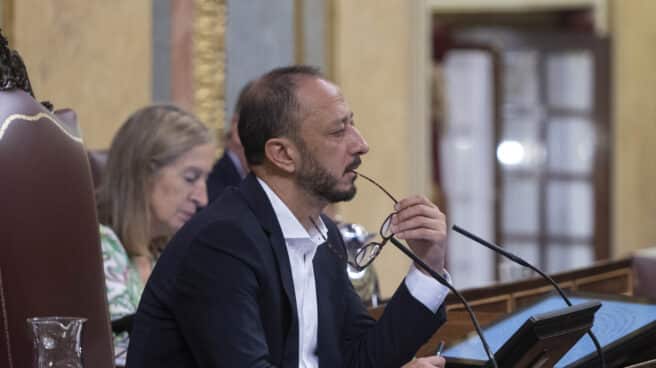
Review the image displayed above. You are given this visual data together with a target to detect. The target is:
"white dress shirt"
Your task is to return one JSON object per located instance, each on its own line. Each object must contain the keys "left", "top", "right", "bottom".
{"left": 257, "top": 178, "right": 450, "bottom": 368}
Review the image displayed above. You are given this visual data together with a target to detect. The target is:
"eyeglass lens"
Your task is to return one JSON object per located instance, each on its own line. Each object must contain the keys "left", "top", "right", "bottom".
{"left": 311, "top": 172, "right": 399, "bottom": 271}
{"left": 355, "top": 243, "right": 380, "bottom": 268}
{"left": 380, "top": 213, "right": 394, "bottom": 239}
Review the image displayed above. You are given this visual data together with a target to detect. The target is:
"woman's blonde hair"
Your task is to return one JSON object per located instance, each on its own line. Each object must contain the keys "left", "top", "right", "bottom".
{"left": 97, "top": 104, "right": 214, "bottom": 257}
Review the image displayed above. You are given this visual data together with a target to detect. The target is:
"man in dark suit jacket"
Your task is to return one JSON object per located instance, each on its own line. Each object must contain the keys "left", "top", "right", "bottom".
{"left": 206, "top": 148, "right": 245, "bottom": 201}
{"left": 127, "top": 66, "right": 449, "bottom": 368}
{"left": 206, "top": 82, "right": 252, "bottom": 202}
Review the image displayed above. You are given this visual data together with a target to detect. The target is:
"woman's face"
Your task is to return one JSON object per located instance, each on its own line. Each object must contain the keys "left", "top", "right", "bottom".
{"left": 149, "top": 143, "right": 215, "bottom": 237}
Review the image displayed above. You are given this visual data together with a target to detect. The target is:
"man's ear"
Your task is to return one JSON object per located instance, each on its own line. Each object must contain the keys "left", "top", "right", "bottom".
{"left": 264, "top": 137, "right": 298, "bottom": 174}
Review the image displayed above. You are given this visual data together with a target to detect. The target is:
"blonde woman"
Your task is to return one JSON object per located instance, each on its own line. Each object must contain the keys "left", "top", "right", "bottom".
{"left": 96, "top": 104, "right": 215, "bottom": 365}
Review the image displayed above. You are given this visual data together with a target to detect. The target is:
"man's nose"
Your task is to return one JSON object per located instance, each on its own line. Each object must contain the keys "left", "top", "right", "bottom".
{"left": 350, "top": 127, "right": 369, "bottom": 155}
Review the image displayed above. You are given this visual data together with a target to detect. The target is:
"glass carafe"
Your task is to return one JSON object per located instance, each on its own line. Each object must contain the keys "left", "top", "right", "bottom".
{"left": 27, "top": 316, "right": 86, "bottom": 368}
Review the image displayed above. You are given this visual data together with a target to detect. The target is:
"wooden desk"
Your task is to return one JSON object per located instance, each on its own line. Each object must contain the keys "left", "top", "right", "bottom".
{"left": 368, "top": 258, "right": 634, "bottom": 357}
{"left": 633, "top": 247, "right": 656, "bottom": 300}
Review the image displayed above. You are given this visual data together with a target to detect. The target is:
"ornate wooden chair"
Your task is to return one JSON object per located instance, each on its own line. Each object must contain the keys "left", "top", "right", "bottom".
{"left": 0, "top": 32, "right": 114, "bottom": 368}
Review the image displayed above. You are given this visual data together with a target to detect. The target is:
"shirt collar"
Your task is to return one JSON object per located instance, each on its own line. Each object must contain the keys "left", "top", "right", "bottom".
{"left": 257, "top": 177, "right": 327, "bottom": 244}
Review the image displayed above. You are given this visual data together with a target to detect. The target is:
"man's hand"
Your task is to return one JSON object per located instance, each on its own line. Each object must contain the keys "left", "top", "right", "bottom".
{"left": 389, "top": 195, "right": 447, "bottom": 273}
{"left": 401, "top": 356, "right": 446, "bottom": 368}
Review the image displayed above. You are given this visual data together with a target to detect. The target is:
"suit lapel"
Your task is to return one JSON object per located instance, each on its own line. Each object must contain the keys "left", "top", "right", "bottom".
{"left": 239, "top": 174, "right": 298, "bottom": 322}
{"left": 240, "top": 177, "right": 345, "bottom": 366}
{"left": 314, "top": 216, "right": 343, "bottom": 366}
{"left": 314, "top": 246, "right": 332, "bottom": 365}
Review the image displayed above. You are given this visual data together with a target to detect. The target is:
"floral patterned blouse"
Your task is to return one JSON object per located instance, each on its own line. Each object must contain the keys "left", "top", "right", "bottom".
{"left": 100, "top": 224, "right": 144, "bottom": 366}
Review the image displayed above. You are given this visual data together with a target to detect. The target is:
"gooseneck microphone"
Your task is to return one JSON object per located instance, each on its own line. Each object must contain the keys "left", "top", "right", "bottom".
{"left": 452, "top": 224, "right": 606, "bottom": 368}
{"left": 388, "top": 237, "right": 499, "bottom": 368}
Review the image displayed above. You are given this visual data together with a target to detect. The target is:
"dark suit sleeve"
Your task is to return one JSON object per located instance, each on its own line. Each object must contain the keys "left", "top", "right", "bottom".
{"left": 206, "top": 153, "right": 243, "bottom": 203}
{"left": 172, "top": 224, "right": 278, "bottom": 368}
{"left": 333, "top": 255, "right": 446, "bottom": 368}
{"left": 319, "top": 218, "right": 446, "bottom": 368}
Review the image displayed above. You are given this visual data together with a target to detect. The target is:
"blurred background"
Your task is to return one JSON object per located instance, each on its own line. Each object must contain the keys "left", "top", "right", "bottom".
{"left": 2, "top": 0, "right": 654, "bottom": 298}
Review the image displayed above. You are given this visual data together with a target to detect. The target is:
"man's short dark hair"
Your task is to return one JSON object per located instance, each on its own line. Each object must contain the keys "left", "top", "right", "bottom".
{"left": 234, "top": 80, "right": 253, "bottom": 116}
{"left": 238, "top": 65, "right": 323, "bottom": 166}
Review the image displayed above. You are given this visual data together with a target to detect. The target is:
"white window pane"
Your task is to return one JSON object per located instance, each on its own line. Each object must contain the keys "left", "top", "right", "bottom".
{"left": 504, "top": 50, "right": 539, "bottom": 107}
{"left": 546, "top": 243, "right": 593, "bottom": 273}
{"left": 442, "top": 50, "right": 495, "bottom": 202}
{"left": 499, "top": 241, "right": 539, "bottom": 282}
{"left": 502, "top": 177, "right": 538, "bottom": 234}
{"left": 547, "top": 117, "right": 596, "bottom": 174}
{"left": 447, "top": 219, "right": 495, "bottom": 289}
{"left": 499, "top": 116, "right": 544, "bottom": 170}
{"left": 546, "top": 51, "right": 593, "bottom": 111}
{"left": 547, "top": 181, "right": 593, "bottom": 237}
{"left": 441, "top": 50, "right": 496, "bottom": 290}
{"left": 444, "top": 51, "right": 494, "bottom": 131}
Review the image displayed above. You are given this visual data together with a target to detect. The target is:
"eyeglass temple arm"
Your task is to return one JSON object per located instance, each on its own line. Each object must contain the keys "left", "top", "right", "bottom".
{"left": 353, "top": 170, "right": 399, "bottom": 204}
{"left": 388, "top": 237, "right": 499, "bottom": 368}
{"left": 308, "top": 216, "right": 325, "bottom": 240}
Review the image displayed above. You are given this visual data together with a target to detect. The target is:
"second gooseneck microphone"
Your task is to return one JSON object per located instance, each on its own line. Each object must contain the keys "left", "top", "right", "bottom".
{"left": 388, "top": 237, "right": 499, "bottom": 368}
{"left": 452, "top": 224, "right": 606, "bottom": 368}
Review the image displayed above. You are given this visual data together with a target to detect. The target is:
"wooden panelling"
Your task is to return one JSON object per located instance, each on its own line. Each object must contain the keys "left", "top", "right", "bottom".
{"left": 369, "top": 258, "right": 635, "bottom": 356}
{"left": 447, "top": 295, "right": 512, "bottom": 314}
{"left": 576, "top": 269, "right": 633, "bottom": 295}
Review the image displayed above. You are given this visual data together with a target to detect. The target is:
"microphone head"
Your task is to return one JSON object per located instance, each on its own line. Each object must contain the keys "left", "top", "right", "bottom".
{"left": 338, "top": 222, "right": 376, "bottom": 252}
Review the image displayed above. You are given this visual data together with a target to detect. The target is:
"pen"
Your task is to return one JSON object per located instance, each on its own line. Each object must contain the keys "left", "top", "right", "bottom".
{"left": 436, "top": 340, "right": 445, "bottom": 357}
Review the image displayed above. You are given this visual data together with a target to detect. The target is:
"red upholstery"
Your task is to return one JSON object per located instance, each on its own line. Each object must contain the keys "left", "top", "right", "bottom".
{"left": 0, "top": 89, "right": 114, "bottom": 368}
{"left": 51, "top": 108, "right": 107, "bottom": 189}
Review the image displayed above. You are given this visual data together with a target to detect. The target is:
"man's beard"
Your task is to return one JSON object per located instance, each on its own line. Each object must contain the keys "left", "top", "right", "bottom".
{"left": 296, "top": 141, "right": 359, "bottom": 203}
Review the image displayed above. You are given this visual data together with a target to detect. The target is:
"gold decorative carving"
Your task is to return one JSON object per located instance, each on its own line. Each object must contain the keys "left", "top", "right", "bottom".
{"left": 193, "top": 0, "right": 226, "bottom": 147}
{"left": 0, "top": 112, "right": 82, "bottom": 143}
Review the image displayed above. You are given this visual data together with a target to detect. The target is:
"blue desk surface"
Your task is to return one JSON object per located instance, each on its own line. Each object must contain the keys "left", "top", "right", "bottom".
{"left": 443, "top": 295, "right": 656, "bottom": 367}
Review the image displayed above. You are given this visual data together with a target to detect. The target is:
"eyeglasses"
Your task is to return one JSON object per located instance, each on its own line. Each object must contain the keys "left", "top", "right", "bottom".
{"left": 310, "top": 171, "right": 399, "bottom": 272}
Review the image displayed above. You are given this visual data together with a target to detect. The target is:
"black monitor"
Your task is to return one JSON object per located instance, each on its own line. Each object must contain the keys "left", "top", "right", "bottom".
{"left": 490, "top": 300, "right": 600, "bottom": 367}
{"left": 445, "top": 299, "right": 600, "bottom": 367}
{"left": 444, "top": 293, "right": 656, "bottom": 367}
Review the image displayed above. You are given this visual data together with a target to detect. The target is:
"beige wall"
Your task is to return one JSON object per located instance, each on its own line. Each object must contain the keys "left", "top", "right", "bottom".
{"left": 610, "top": 0, "right": 656, "bottom": 256}
{"left": 333, "top": 1, "right": 419, "bottom": 297}
{"left": 13, "top": 0, "right": 151, "bottom": 149}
